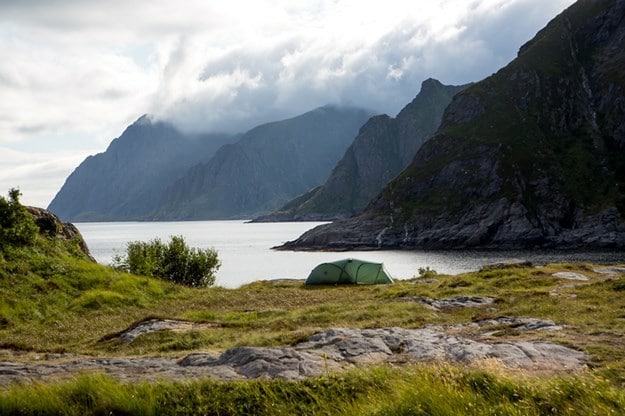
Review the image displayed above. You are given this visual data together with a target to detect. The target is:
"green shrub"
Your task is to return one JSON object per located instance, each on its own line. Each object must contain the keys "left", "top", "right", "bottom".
{"left": 113, "top": 236, "right": 220, "bottom": 287}
{"left": 0, "top": 188, "right": 38, "bottom": 249}
{"left": 418, "top": 266, "right": 438, "bottom": 279}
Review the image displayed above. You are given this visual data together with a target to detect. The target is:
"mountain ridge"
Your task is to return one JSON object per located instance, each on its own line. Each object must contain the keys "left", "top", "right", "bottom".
{"left": 153, "top": 105, "right": 373, "bottom": 220}
{"left": 280, "top": 0, "right": 625, "bottom": 251}
{"left": 254, "top": 79, "right": 470, "bottom": 222}
{"left": 48, "top": 116, "right": 235, "bottom": 221}
{"left": 49, "top": 105, "right": 372, "bottom": 221}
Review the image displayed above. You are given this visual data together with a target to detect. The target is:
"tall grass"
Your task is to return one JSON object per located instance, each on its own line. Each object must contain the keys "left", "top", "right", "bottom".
{"left": 1, "top": 365, "right": 624, "bottom": 415}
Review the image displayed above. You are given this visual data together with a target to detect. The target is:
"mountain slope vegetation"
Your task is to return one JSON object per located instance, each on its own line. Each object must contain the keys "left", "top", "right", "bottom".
{"left": 283, "top": 0, "right": 625, "bottom": 250}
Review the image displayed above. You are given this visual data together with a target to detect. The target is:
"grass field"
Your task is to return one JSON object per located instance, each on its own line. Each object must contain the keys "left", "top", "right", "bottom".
{"left": 2, "top": 233, "right": 625, "bottom": 414}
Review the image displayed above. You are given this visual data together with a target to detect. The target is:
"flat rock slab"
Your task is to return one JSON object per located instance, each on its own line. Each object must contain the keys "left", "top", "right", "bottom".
{"left": 107, "top": 318, "right": 221, "bottom": 344}
{"left": 593, "top": 266, "right": 625, "bottom": 275}
{"left": 181, "top": 346, "right": 339, "bottom": 380}
{"left": 551, "top": 272, "right": 589, "bottom": 281}
{"left": 294, "top": 327, "right": 583, "bottom": 371}
{"left": 467, "top": 317, "right": 564, "bottom": 333}
{"left": 0, "top": 356, "right": 242, "bottom": 386}
{"left": 398, "top": 296, "right": 496, "bottom": 310}
{"left": 0, "top": 324, "right": 586, "bottom": 385}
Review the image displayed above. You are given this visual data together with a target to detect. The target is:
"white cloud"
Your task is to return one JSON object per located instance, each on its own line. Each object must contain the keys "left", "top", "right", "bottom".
{"left": 146, "top": 0, "right": 578, "bottom": 132}
{"left": 0, "top": 0, "right": 577, "bottom": 207}
{"left": 0, "top": 25, "right": 157, "bottom": 150}
{"left": 0, "top": 147, "right": 94, "bottom": 208}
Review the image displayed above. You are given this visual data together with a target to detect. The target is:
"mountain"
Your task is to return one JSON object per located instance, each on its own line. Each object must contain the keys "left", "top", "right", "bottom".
{"left": 254, "top": 79, "right": 469, "bottom": 222}
{"left": 281, "top": 0, "right": 625, "bottom": 250}
{"left": 155, "top": 106, "right": 371, "bottom": 220}
{"left": 48, "top": 116, "right": 235, "bottom": 221}
{"left": 153, "top": 105, "right": 373, "bottom": 220}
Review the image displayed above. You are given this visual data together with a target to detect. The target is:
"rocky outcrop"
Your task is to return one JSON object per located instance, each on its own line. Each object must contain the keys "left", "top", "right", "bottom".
{"left": 281, "top": 0, "right": 625, "bottom": 251}
{"left": 593, "top": 266, "right": 625, "bottom": 275}
{"left": 0, "top": 322, "right": 586, "bottom": 385}
{"left": 102, "top": 318, "right": 221, "bottom": 344}
{"left": 552, "top": 272, "right": 589, "bottom": 281}
{"left": 153, "top": 106, "right": 372, "bottom": 220}
{"left": 25, "top": 206, "right": 93, "bottom": 260}
{"left": 397, "top": 296, "right": 496, "bottom": 311}
{"left": 255, "top": 79, "right": 469, "bottom": 222}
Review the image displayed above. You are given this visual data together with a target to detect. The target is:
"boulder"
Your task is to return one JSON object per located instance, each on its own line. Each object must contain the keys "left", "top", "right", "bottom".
{"left": 26, "top": 206, "right": 93, "bottom": 260}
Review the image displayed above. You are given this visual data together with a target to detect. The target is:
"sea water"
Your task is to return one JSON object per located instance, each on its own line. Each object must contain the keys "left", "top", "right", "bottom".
{"left": 75, "top": 221, "right": 625, "bottom": 288}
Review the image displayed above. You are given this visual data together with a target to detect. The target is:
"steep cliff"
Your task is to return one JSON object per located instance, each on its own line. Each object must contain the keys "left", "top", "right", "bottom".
{"left": 154, "top": 105, "right": 372, "bottom": 220}
{"left": 48, "top": 116, "right": 234, "bottom": 221}
{"left": 281, "top": 0, "right": 625, "bottom": 250}
{"left": 255, "top": 79, "right": 469, "bottom": 222}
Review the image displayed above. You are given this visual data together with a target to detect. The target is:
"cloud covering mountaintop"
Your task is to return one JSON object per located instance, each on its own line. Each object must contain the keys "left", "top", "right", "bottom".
{"left": 0, "top": 0, "right": 575, "bottom": 206}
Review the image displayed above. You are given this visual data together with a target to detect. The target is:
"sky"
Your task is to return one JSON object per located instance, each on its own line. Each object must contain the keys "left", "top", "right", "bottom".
{"left": 0, "top": 0, "right": 576, "bottom": 208}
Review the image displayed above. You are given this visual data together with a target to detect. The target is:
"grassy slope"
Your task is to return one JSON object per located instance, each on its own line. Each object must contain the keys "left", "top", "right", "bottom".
{"left": 2, "top": 235, "right": 625, "bottom": 413}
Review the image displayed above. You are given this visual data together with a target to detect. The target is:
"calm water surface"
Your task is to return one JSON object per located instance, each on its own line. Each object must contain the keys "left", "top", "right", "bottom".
{"left": 75, "top": 221, "right": 625, "bottom": 288}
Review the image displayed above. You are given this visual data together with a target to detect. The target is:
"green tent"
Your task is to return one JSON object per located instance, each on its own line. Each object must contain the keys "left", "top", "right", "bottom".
{"left": 305, "top": 258, "right": 394, "bottom": 285}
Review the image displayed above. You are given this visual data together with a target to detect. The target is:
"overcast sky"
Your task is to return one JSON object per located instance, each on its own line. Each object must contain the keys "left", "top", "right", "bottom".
{"left": 0, "top": 0, "right": 576, "bottom": 208}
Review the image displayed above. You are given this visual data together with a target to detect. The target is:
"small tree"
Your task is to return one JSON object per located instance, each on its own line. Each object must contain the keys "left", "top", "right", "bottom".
{"left": 113, "top": 235, "right": 220, "bottom": 287}
{"left": 0, "top": 188, "right": 38, "bottom": 248}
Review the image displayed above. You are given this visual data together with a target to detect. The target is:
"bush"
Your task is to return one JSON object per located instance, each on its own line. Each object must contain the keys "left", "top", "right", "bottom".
{"left": 113, "top": 236, "right": 220, "bottom": 287}
{"left": 418, "top": 266, "right": 438, "bottom": 279}
{"left": 0, "top": 188, "right": 38, "bottom": 249}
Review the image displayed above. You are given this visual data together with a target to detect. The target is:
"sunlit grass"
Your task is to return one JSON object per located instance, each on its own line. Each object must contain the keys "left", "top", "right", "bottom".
{"left": 3, "top": 246, "right": 625, "bottom": 374}
{"left": 3, "top": 234, "right": 625, "bottom": 413}
{"left": 1, "top": 365, "right": 624, "bottom": 415}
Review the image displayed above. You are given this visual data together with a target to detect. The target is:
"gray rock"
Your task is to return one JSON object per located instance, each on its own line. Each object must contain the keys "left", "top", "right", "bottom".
{"left": 593, "top": 266, "right": 625, "bottom": 275}
{"left": 293, "top": 326, "right": 583, "bottom": 369}
{"left": 397, "top": 296, "right": 496, "bottom": 311}
{"left": 297, "top": 327, "right": 585, "bottom": 369}
{"left": 112, "top": 318, "right": 220, "bottom": 344}
{"left": 489, "top": 342, "right": 585, "bottom": 370}
{"left": 470, "top": 317, "right": 564, "bottom": 332}
{"left": 181, "top": 347, "right": 329, "bottom": 380}
{"left": 224, "top": 347, "right": 328, "bottom": 379}
{"left": 552, "top": 272, "right": 589, "bottom": 281}
{"left": 550, "top": 283, "right": 579, "bottom": 298}
{"left": 25, "top": 206, "right": 94, "bottom": 260}
{"left": 0, "top": 324, "right": 586, "bottom": 385}
{"left": 444, "top": 92, "right": 486, "bottom": 124}
{"left": 297, "top": 328, "right": 394, "bottom": 364}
